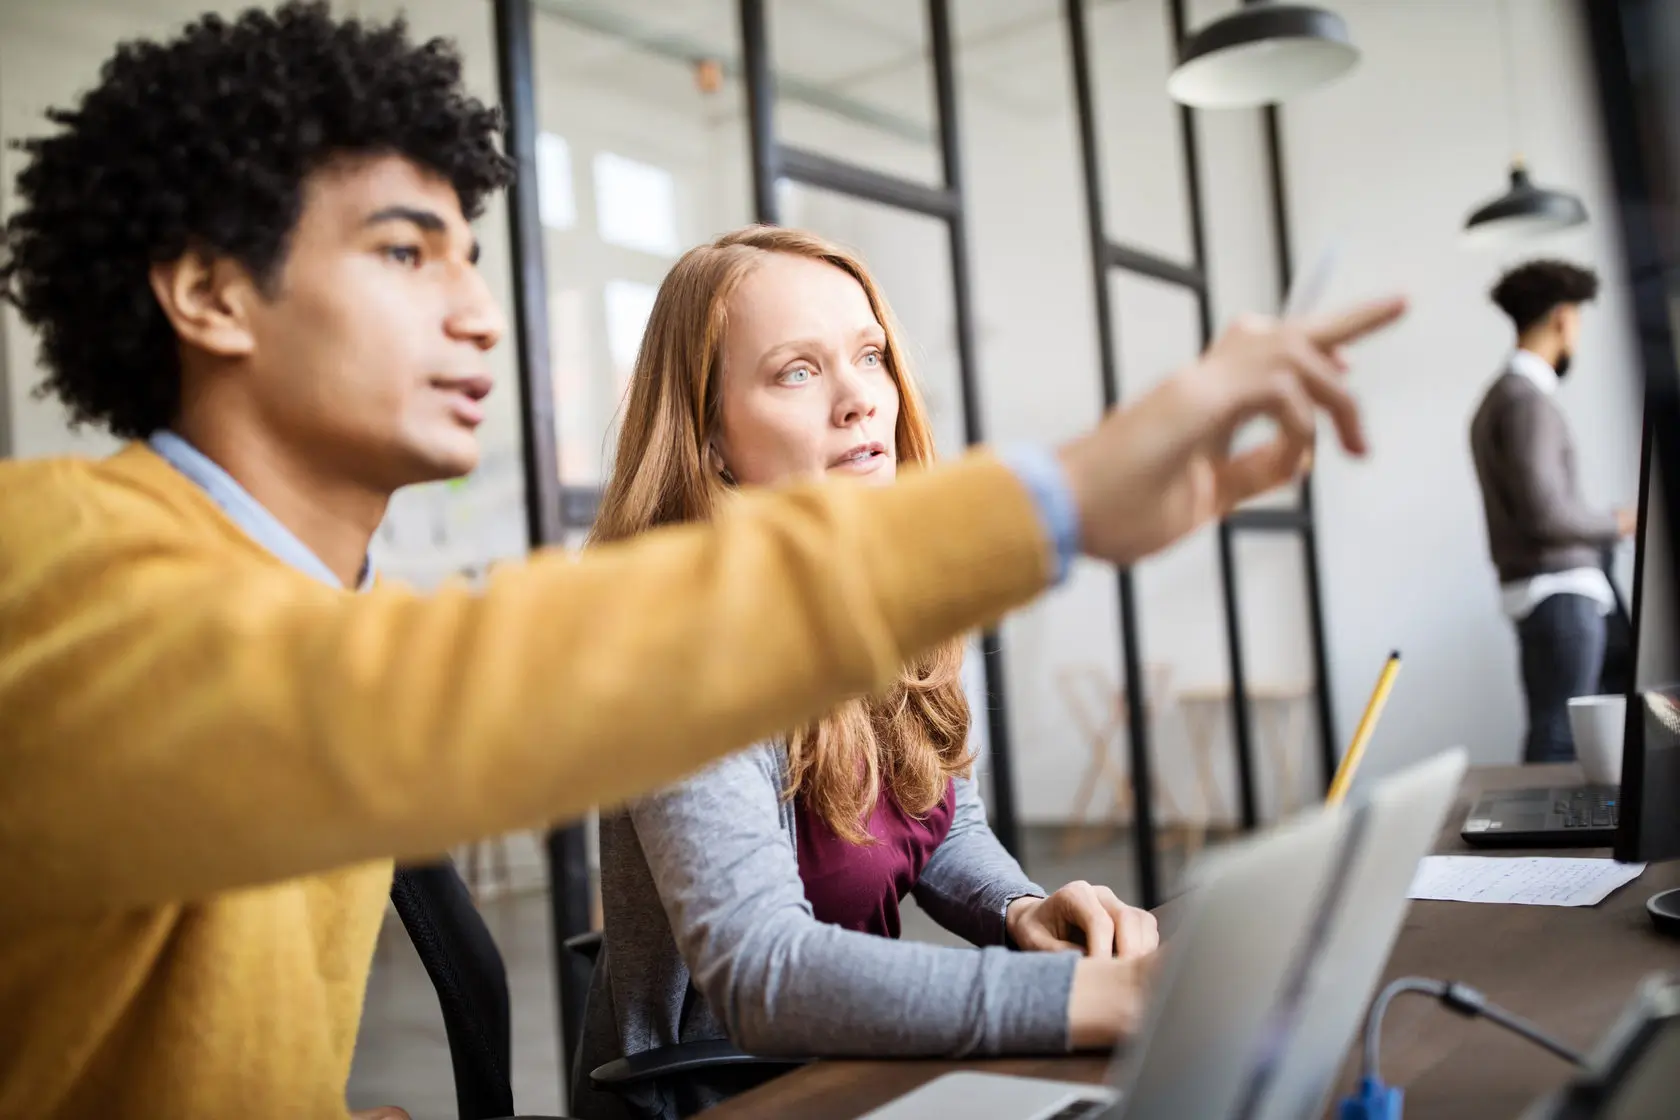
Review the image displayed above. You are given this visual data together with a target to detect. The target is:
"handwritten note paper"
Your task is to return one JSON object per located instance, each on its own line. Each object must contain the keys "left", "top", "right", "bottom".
{"left": 1408, "top": 856, "right": 1646, "bottom": 907}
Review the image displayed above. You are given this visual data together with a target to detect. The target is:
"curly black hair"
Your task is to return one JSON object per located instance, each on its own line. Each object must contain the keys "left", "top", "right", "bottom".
{"left": 1490, "top": 259, "right": 1600, "bottom": 334}
{"left": 0, "top": 1, "right": 513, "bottom": 440}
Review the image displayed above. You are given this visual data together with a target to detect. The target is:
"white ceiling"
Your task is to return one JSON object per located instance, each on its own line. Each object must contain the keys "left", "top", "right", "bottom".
{"left": 531, "top": 0, "right": 1141, "bottom": 131}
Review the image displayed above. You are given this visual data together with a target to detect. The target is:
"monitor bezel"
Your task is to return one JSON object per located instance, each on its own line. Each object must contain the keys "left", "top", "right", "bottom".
{"left": 1583, "top": 0, "right": 1680, "bottom": 864}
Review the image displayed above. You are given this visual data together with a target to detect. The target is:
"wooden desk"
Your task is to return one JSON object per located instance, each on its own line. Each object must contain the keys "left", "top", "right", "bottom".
{"left": 703, "top": 765, "right": 1680, "bottom": 1119}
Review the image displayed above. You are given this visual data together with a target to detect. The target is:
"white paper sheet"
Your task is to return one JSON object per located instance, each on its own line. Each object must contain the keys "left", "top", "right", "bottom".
{"left": 1407, "top": 856, "right": 1646, "bottom": 907}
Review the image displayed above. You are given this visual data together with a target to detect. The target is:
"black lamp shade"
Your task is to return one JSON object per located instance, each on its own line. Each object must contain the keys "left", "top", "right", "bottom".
{"left": 1463, "top": 164, "right": 1589, "bottom": 247}
{"left": 1167, "top": 4, "right": 1359, "bottom": 109}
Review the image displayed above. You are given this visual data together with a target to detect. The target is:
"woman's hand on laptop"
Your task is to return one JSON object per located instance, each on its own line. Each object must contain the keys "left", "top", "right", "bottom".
{"left": 1057, "top": 296, "right": 1406, "bottom": 568}
{"left": 1007, "top": 880, "right": 1159, "bottom": 959}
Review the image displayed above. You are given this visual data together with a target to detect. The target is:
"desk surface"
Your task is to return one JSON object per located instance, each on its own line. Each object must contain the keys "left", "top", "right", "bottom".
{"left": 703, "top": 764, "right": 1680, "bottom": 1120}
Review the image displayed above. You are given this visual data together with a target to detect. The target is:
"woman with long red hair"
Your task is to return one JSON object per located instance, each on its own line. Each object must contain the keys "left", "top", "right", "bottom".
{"left": 574, "top": 226, "right": 1157, "bottom": 1120}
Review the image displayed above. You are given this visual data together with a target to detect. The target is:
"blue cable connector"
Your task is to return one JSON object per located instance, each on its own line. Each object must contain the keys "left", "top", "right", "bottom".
{"left": 1337, "top": 1075, "right": 1403, "bottom": 1120}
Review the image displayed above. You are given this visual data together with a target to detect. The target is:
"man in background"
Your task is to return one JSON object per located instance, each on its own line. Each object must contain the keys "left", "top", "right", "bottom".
{"left": 1470, "top": 259, "right": 1636, "bottom": 763}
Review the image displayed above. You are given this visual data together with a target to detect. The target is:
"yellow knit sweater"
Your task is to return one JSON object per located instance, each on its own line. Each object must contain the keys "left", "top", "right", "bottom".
{"left": 0, "top": 442, "right": 1051, "bottom": 1118}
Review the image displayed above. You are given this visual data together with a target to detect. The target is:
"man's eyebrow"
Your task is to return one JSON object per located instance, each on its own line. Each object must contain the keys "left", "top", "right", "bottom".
{"left": 362, "top": 205, "right": 447, "bottom": 232}
{"left": 363, "top": 205, "right": 480, "bottom": 262}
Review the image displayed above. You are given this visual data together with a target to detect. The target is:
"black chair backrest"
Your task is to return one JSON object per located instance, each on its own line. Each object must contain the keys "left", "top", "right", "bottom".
{"left": 390, "top": 862, "right": 516, "bottom": 1120}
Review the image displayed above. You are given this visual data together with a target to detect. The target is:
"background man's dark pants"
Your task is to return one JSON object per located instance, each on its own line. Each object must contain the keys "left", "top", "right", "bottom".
{"left": 1517, "top": 592, "right": 1607, "bottom": 763}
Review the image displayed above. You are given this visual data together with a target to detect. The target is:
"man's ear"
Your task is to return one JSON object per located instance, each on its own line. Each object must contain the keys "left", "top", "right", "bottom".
{"left": 1548, "top": 302, "right": 1575, "bottom": 336}
{"left": 147, "top": 249, "right": 260, "bottom": 359}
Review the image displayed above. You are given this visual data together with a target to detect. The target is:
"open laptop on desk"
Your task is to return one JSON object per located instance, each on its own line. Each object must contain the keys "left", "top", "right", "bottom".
{"left": 1461, "top": 783, "right": 1621, "bottom": 847}
{"left": 858, "top": 749, "right": 1468, "bottom": 1120}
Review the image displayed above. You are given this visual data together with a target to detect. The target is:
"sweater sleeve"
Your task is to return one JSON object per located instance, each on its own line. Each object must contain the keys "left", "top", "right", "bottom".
{"left": 627, "top": 744, "right": 1075, "bottom": 1058}
{"left": 0, "top": 451, "right": 1051, "bottom": 923}
{"left": 1503, "top": 391, "right": 1620, "bottom": 546}
{"left": 912, "top": 774, "right": 1046, "bottom": 947}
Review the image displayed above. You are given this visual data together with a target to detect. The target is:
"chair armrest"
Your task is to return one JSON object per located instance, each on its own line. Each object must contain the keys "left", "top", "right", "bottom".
{"left": 562, "top": 929, "right": 602, "bottom": 963}
{"left": 588, "top": 1039, "right": 809, "bottom": 1090}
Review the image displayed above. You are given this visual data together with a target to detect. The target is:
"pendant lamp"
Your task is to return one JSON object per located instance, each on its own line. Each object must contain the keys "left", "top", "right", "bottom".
{"left": 1167, "top": 2, "right": 1359, "bottom": 109}
{"left": 1463, "top": 0, "right": 1587, "bottom": 246}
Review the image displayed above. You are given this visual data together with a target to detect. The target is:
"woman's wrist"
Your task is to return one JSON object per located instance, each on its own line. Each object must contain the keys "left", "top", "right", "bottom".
{"left": 1004, "top": 893, "right": 1043, "bottom": 947}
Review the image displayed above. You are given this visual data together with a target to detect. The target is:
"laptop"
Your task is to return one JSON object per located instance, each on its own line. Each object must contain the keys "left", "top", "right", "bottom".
{"left": 1460, "top": 784, "right": 1620, "bottom": 848}
{"left": 858, "top": 749, "right": 1469, "bottom": 1120}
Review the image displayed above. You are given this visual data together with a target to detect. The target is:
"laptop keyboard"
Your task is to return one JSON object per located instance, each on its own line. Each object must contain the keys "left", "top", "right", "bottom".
{"left": 1042, "top": 1100, "right": 1110, "bottom": 1120}
{"left": 1558, "top": 787, "right": 1619, "bottom": 829}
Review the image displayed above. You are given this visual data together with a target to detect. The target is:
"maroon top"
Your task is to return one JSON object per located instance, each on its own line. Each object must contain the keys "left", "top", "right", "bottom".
{"left": 795, "top": 779, "right": 956, "bottom": 939}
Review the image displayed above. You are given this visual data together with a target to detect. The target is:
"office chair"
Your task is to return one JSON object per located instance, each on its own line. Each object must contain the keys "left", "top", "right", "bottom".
{"left": 391, "top": 861, "right": 801, "bottom": 1120}
{"left": 388, "top": 862, "right": 564, "bottom": 1120}
{"left": 562, "top": 929, "right": 808, "bottom": 1103}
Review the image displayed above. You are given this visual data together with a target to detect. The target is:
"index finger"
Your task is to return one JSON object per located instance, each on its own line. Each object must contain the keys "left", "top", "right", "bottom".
{"left": 1303, "top": 295, "right": 1408, "bottom": 351}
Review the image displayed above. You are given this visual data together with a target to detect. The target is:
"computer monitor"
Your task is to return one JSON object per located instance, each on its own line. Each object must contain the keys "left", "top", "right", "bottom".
{"left": 1584, "top": 0, "right": 1680, "bottom": 932}
{"left": 1617, "top": 419, "right": 1680, "bottom": 867}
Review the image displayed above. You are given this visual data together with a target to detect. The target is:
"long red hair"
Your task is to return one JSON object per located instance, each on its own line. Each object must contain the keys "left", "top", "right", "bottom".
{"left": 589, "top": 225, "right": 970, "bottom": 843}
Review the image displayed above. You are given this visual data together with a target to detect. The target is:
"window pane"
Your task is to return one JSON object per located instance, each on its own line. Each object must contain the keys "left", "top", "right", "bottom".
{"left": 532, "top": 0, "right": 753, "bottom": 492}
{"left": 603, "top": 279, "right": 659, "bottom": 380}
{"left": 1107, "top": 269, "right": 1202, "bottom": 404}
{"left": 537, "top": 131, "right": 578, "bottom": 230}
{"left": 1085, "top": 0, "right": 1194, "bottom": 266}
{"left": 769, "top": 0, "right": 942, "bottom": 187}
{"left": 593, "top": 152, "right": 681, "bottom": 256}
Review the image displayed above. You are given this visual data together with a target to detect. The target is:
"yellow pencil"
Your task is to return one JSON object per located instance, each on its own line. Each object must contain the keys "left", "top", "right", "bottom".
{"left": 1327, "top": 651, "right": 1403, "bottom": 805}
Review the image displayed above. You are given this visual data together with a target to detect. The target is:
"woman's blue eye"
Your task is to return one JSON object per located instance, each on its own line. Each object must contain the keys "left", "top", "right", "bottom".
{"left": 862, "top": 350, "right": 884, "bottom": 368}
{"left": 781, "top": 366, "right": 813, "bottom": 384}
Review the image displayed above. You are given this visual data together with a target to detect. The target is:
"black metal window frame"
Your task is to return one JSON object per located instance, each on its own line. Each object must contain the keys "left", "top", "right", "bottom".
{"left": 737, "top": 0, "right": 1025, "bottom": 859}
{"left": 487, "top": 0, "right": 593, "bottom": 1109}
{"left": 1064, "top": 0, "right": 1339, "bottom": 910}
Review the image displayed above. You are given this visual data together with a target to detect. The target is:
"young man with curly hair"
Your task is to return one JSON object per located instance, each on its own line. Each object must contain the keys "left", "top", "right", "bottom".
{"left": 0, "top": 3, "right": 1403, "bottom": 1116}
{"left": 1470, "top": 259, "right": 1637, "bottom": 764}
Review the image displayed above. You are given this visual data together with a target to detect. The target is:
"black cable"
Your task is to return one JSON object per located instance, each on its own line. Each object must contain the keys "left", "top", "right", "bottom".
{"left": 1363, "top": 977, "right": 1589, "bottom": 1084}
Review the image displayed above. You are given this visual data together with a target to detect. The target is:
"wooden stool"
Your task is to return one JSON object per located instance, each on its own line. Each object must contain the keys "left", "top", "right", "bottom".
{"left": 1174, "top": 682, "right": 1314, "bottom": 858}
{"left": 1056, "top": 662, "right": 1188, "bottom": 858}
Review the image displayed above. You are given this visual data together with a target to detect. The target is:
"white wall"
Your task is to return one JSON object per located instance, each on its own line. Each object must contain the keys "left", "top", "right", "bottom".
{"left": 1280, "top": 0, "right": 1643, "bottom": 786}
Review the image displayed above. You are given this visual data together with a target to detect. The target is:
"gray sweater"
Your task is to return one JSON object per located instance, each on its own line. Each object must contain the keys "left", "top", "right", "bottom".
{"left": 570, "top": 741, "right": 1080, "bottom": 1120}
{"left": 1469, "top": 371, "right": 1620, "bottom": 582}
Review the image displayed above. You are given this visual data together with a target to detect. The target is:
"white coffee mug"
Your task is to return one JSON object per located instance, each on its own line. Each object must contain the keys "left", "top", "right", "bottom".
{"left": 1568, "top": 694, "right": 1628, "bottom": 786}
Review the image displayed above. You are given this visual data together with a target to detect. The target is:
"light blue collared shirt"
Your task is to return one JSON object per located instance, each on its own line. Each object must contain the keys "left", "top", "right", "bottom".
{"left": 148, "top": 431, "right": 1079, "bottom": 589}
{"left": 147, "top": 431, "right": 373, "bottom": 590}
{"left": 999, "top": 444, "right": 1080, "bottom": 585}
